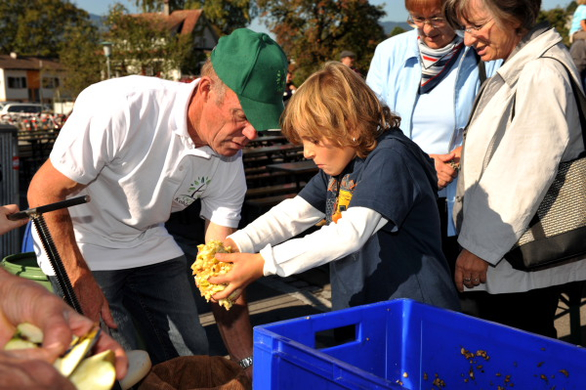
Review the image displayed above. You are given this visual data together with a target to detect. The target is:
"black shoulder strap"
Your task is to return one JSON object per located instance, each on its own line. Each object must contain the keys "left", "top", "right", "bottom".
{"left": 478, "top": 56, "right": 487, "bottom": 85}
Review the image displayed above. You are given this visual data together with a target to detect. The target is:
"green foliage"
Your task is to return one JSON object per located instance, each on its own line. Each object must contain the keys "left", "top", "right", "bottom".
{"left": 58, "top": 20, "right": 103, "bottom": 97}
{"left": 257, "top": 0, "right": 386, "bottom": 83}
{"left": 104, "top": 4, "right": 196, "bottom": 78}
{"left": 390, "top": 27, "right": 406, "bottom": 37}
{"left": 567, "top": 1, "right": 578, "bottom": 14}
{"left": 133, "top": 0, "right": 255, "bottom": 35}
{"left": 538, "top": 7, "right": 571, "bottom": 47}
{"left": 0, "top": 0, "right": 92, "bottom": 57}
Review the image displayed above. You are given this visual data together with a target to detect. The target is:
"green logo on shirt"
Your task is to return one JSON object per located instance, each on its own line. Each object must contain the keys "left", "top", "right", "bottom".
{"left": 175, "top": 176, "right": 211, "bottom": 206}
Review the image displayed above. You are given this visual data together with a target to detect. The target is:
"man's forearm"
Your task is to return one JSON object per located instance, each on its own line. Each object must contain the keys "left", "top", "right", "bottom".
{"left": 211, "top": 292, "right": 253, "bottom": 363}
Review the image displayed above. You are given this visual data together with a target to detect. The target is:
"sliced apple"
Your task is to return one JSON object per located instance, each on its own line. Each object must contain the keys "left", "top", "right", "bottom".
{"left": 68, "top": 350, "right": 116, "bottom": 390}
{"left": 4, "top": 338, "right": 39, "bottom": 350}
{"left": 54, "top": 328, "right": 100, "bottom": 377}
{"left": 16, "top": 322, "right": 44, "bottom": 344}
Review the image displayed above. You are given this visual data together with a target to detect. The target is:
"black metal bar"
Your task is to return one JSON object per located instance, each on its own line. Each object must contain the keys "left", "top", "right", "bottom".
{"left": 8, "top": 195, "right": 90, "bottom": 221}
{"left": 32, "top": 214, "right": 84, "bottom": 315}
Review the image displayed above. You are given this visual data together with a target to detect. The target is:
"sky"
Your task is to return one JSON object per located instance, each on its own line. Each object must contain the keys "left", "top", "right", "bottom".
{"left": 74, "top": 0, "right": 576, "bottom": 24}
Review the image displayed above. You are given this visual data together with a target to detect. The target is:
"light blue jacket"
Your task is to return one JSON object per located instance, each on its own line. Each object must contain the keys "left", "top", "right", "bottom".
{"left": 366, "top": 28, "right": 501, "bottom": 236}
{"left": 570, "top": 5, "right": 586, "bottom": 37}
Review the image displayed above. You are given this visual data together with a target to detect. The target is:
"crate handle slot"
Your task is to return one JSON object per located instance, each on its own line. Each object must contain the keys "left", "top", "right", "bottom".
{"left": 315, "top": 324, "right": 356, "bottom": 350}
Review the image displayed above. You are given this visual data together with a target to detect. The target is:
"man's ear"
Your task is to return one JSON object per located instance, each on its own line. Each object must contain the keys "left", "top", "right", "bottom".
{"left": 198, "top": 77, "right": 213, "bottom": 101}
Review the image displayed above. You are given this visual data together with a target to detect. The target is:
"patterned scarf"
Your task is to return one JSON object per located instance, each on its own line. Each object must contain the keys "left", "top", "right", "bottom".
{"left": 418, "top": 35, "right": 464, "bottom": 94}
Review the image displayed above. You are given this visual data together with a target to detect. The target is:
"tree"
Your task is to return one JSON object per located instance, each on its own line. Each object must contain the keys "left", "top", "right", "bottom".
{"left": 58, "top": 22, "right": 103, "bottom": 97}
{"left": 390, "top": 27, "right": 407, "bottom": 37}
{"left": 538, "top": 7, "right": 571, "bottom": 47}
{"left": 132, "top": 0, "right": 256, "bottom": 35}
{"left": 567, "top": 1, "right": 578, "bottom": 14}
{"left": 0, "top": 0, "right": 92, "bottom": 57}
{"left": 257, "top": 0, "right": 386, "bottom": 82}
{"left": 104, "top": 4, "right": 201, "bottom": 78}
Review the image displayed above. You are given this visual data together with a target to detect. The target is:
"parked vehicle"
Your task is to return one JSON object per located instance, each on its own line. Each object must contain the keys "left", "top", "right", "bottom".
{"left": 0, "top": 103, "right": 47, "bottom": 116}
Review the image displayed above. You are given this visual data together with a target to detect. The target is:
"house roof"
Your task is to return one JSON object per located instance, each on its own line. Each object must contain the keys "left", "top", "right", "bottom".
{"left": 0, "top": 55, "right": 63, "bottom": 71}
{"left": 132, "top": 9, "right": 207, "bottom": 36}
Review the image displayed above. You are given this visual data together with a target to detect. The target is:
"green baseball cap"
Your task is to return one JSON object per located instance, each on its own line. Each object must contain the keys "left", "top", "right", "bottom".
{"left": 211, "top": 28, "right": 288, "bottom": 131}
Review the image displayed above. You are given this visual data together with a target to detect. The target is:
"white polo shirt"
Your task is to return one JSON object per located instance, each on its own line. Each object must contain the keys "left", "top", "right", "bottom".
{"left": 36, "top": 76, "right": 246, "bottom": 274}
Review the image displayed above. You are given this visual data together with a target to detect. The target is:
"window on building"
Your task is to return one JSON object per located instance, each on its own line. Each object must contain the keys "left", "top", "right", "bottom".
{"left": 7, "top": 77, "right": 27, "bottom": 89}
{"left": 42, "top": 77, "right": 60, "bottom": 88}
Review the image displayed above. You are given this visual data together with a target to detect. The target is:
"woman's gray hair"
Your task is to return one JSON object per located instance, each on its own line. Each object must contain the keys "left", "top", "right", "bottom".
{"left": 444, "top": 0, "right": 541, "bottom": 33}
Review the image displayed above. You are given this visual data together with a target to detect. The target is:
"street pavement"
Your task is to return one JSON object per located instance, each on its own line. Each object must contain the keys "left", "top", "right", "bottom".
{"left": 199, "top": 265, "right": 586, "bottom": 357}
{"left": 200, "top": 265, "right": 331, "bottom": 356}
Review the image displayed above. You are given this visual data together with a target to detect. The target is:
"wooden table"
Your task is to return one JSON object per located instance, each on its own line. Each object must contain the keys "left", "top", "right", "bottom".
{"left": 247, "top": 134, "right": 288, "bottom": 146}
{"left": 18, "top": 130, "right": 59, "bottom": 157}
{"left": 266, "top": 160, "right": 318, "bottom": 190}
{"left": 18, "top": 130, "right": 59, "bottom": 176}
{"left": 243, "top": 144, "right": 303, "bottom": 160}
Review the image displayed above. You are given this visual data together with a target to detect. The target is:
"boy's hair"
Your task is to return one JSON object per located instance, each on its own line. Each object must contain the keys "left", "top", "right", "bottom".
{"left": 579, "top": 0, "right": 586, "bottom": 6}
{"left": 281, "top": 62, "right": 401, "bottom": 159}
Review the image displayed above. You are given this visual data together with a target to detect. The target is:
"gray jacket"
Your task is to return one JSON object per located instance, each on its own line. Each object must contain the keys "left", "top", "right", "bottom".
{"left": 455, "top": 25, "right": 586, "bottom": 293}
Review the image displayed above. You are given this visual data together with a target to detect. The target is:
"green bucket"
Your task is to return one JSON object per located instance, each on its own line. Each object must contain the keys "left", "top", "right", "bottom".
{"left": 1, "top": 252, "right": 53, "bottom": 292}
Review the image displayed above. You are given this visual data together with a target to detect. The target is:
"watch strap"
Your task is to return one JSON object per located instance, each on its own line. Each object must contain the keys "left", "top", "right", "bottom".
{"left": 238, "top": 356, "right": 253, "bottom": 369}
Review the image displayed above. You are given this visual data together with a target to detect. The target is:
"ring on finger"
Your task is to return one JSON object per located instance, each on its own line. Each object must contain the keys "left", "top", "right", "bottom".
{"left": 463, "top": 278, "right": 471, "bottom": 282}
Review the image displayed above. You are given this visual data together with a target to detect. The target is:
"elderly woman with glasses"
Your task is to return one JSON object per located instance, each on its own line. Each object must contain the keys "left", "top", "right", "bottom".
{"left": 445, "top": 0, "right": 586, "bottom": 338}
{"left": 366, "top": 0, "right": 500, "bottom": 298}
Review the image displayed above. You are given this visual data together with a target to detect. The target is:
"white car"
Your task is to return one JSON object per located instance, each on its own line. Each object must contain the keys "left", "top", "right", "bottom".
{"left": 0, "top": 102, "right": 47, "bottom": 116}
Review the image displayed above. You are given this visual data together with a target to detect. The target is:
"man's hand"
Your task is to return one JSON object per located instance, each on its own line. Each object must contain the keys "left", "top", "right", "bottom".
{"left": 0, "top": 204, "right": 28, "bottom": 236}
{"left": 0, "top": 351, "right": 77, "bottom": 389}
{"left": 0, "top": 269, "right": 128, "bottom": 381}
{"left": 72, "top": 271, "right": 117, "bottom": 330}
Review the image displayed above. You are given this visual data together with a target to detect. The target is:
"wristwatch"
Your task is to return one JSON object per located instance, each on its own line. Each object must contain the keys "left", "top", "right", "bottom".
{"left": 238, "top": 356, "right": 253, "bottom": 369}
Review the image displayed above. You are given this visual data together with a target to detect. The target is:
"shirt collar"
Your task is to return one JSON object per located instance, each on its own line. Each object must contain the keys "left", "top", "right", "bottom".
{"left": 171, "top": 78, "right": 200, "bottom": 140}
{"left": 497, "top": 23, "right": 560, "bottom": 88}
{"left": 169, "top": 78, "right": 219, "bottom": 158}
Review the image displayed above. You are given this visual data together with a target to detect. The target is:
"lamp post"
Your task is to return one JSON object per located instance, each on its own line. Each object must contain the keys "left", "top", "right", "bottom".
{"left": 102, "top": 41, "right": 112, "bottom": 79}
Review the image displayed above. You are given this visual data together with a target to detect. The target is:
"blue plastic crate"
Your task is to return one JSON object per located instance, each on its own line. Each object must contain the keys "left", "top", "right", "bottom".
{"left": 253, "top": 298, "right": 586, "bottom": 389}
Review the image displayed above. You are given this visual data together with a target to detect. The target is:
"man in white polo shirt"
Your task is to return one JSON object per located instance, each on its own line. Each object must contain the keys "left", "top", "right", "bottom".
{"left": 27, "top": 28, "right": 288, "bottom": 371}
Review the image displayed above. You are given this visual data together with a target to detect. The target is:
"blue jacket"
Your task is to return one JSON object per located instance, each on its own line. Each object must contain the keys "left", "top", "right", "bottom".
{"left": 366, "top": 29, "right": 501, "bottom": 235}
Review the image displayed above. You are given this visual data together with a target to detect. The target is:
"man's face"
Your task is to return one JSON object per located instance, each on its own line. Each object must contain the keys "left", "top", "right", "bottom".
{"left": 197, "top": 85, "right": 258, "bottom": 157}
{"left": 341, "top": 56, "right": 355, "bottom": 67}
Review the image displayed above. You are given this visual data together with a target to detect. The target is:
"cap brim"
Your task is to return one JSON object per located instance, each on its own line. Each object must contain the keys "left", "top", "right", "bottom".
{"left": 239, "top": 95, "right": 284, "bottom": 132}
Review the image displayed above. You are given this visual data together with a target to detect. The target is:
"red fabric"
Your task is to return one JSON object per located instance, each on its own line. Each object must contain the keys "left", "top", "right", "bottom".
{"left": 138, "top": 356, "right": 251, "bottom": 390}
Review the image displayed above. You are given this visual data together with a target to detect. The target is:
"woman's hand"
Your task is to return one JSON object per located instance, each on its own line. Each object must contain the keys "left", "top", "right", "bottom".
{"left": 209, "top": 253, "right": 265, "bottom": 301}
{"left": 430, "top": 146, "right": 461, "bottom": 190}
{"left": 454, "top": 249, "right": 489, "bottom": 292}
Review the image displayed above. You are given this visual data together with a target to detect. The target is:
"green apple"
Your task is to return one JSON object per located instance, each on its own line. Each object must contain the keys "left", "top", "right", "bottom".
{"left": 4, "top": 338, "right": 39, "bottom": 350}
{"left": 54, "top": 328, "right": 99, "bottom": 377}
{"left": 4, "top": 323, "right": 44, "bottom": 350}
{"left": 68, "top": 350, "right": 116, "bottom": 390}
{"left": 4, "top": 323, "right": 117, "bottom": 390}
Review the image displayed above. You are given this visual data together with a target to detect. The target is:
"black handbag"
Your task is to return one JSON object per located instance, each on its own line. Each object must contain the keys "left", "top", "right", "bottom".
{"left": 505, "top": 59, "right": 586, "bottom": 271}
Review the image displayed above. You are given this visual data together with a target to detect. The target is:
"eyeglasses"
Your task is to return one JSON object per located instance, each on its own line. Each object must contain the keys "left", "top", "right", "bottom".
{"left": 463, "top": 18, "right": 495, "bottom": 36}
{"left": 407, "top": 15, "right": 446, "bottom": 29}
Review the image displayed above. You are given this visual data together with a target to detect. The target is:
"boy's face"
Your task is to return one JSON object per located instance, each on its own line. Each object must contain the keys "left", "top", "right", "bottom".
{"left": 301, "top": 136, "right": 356, "bottom": 176}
